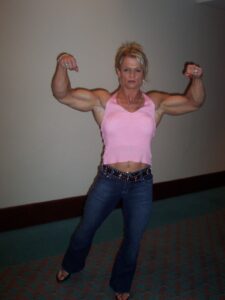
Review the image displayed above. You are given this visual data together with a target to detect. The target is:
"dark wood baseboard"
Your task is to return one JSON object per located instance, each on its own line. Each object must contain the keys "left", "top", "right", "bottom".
{"left": 153, "top": 170, "right": 225, "bottom": 200}
{"left": 0, "top": 171, "right": 224, "bottom": 232}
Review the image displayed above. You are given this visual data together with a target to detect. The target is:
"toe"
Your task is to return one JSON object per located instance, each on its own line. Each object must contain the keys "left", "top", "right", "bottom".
{"left": 56, "top": 269, "right": 70, "bottom": 281}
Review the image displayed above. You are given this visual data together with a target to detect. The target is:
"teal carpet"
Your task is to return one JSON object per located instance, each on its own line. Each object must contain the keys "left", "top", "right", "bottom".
{"left": 0, "top": 187, "right": 225, "bottom": 299}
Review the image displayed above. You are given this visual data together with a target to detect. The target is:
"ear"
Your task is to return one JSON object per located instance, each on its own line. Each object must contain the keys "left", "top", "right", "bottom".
{"left": 116, "top": 68, "right": 121, "bottom": 78}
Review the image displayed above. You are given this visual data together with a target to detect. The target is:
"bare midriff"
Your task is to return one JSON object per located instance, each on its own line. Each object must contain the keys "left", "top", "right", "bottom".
{"left": 108, "top": 161, "right": 150, "bottom": 173}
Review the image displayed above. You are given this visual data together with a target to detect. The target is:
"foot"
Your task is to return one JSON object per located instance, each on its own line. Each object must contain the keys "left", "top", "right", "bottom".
{"left": 56, "top": 269, "right": 71, "bottom": 283}
{"left": 115, "top": 293, "right": 130, "bottom": 300}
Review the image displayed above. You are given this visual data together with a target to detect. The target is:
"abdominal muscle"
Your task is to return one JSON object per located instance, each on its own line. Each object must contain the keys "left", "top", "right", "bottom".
{"left": 108, "top": 161, "right": 149, "bottom": 173}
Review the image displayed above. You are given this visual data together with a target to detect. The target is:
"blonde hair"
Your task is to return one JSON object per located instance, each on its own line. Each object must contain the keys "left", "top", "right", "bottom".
{"left": 115, "top": 42, "right": 148, "bottom": 79}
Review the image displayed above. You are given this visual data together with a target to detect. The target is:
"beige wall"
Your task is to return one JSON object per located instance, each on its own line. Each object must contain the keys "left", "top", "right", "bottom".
{"left": 0, "top": 0, "right": 225, "bottom": 208}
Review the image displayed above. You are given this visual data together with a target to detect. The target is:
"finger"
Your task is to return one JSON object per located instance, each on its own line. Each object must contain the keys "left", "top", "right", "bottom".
{"left": 193, "top": 67, "right": 199, "bottom": 76}
{"left": 65, "top": 58, "right": 79, "bottom": 71}
{"left": 70, "top": 60, "right": 79, "bottom": 71}
{"left": 184, "top": 65, "right": 202, "bottom": 78}
{"left": 64, "top": 62, "right": 70, "bottom": 69}
{"left": 72, "top": 65, "right": 79, "bottom": 72}
{"left": 192, "top": 66, "right": 203, "bottom": 77}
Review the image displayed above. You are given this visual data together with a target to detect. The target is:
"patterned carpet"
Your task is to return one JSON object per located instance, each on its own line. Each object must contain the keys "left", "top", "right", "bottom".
{"left": 0, "top": 209, "right": 225, "bottom": 300}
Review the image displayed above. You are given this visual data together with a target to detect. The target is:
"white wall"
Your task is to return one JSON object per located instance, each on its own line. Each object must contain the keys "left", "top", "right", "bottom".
{"left": 0, "top": 0, "right": 225, "bottom": 208}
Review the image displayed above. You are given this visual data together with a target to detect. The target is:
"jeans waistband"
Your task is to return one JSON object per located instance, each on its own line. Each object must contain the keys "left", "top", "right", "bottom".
{"left": 101, "top": 165, "right": 152, "bottom": 182}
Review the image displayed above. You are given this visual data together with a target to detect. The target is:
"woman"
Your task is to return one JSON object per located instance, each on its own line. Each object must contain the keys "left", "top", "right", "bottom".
{"left": 51, "top": 42, "right": 205, "bottom": 300}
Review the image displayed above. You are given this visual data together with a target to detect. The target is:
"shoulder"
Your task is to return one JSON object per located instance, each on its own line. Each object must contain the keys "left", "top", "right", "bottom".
{"left": 146, "top": 91, "right": 171, "bottom": 126}
{"left": 93, "top": 89, "right": 111, "bottom": 108}
{"left": 91, "top": 90, "right": 114, "bottom": 125}
{"left": 147, "top": 91, "right": 170, "bottom": 110}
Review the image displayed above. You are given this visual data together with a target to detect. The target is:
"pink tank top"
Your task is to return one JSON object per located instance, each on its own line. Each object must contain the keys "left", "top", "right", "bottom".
{"left": 101, "top": 93, "right": 156, "bottom": 165}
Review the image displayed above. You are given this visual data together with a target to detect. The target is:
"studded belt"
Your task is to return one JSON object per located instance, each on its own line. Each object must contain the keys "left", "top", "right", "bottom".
{"left": 101, "top": 165, "right": 152, "bottom": 182}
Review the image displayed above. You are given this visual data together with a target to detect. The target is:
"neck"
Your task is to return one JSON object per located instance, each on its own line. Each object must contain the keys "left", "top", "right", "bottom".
{"left": 118, "top": 88, "right": 142, "bottom": 103}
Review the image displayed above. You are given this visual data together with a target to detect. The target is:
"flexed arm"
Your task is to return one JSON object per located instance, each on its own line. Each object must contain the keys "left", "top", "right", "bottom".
{"left": 51, "top": 53, "right": 105, "bottom": 112}
{"left": 149, "top": 63, "right": 206, "bottom": 125}
{"left": 52, "top": 53, "right": 79, "bottom": 99}
{"left": 183, "top": 63, "right": 205, "bottom": 108}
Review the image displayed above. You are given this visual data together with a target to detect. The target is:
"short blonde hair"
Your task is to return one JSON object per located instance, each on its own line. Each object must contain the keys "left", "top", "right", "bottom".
{"left": 115, "top": 42, "right": 148, "bottom": 79}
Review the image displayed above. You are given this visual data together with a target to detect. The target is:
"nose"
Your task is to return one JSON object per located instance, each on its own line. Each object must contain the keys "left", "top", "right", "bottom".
{"left": 129, "top": 69, "right": 135, "bottom": 78}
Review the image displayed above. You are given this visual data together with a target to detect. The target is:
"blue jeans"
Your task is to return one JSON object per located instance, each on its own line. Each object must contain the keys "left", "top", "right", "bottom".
{"left": 62, "top": 166, "right": 153, "bottom": 293}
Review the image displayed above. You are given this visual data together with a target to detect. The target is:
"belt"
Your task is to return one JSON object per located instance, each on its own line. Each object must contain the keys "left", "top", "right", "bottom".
{"left": 101, "top": 165, "right": 152, "bottom": 182}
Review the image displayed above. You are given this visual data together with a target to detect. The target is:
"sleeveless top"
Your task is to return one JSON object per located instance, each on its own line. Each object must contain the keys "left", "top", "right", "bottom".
{"left": 101, "top": 93, "right": 156, "bottom": 165}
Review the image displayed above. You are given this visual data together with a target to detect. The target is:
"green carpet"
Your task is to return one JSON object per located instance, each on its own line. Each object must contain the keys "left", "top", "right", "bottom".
{"left": 0, "top": 187, "right": 225, "bottom": 299}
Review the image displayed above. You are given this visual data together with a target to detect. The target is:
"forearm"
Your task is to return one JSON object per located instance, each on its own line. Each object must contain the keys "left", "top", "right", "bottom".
{"left": 185, "top": 77, "right": 206, "bottom": 107}
{"left": 51, "top": 64, "right": 71, "bottom": 100}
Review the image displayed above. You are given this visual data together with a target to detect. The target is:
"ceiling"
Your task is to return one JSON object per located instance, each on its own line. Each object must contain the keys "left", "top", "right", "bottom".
{"left": 196, "top": 0, "right": 225, "bottom": 10}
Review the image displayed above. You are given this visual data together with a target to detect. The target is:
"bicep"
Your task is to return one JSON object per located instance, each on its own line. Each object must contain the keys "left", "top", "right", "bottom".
{"left": 149, "top": 91, "right": 198, "bottom": 116}
{"left": 60, "top": 88, "right": 100, "bottom": 112}
{"left": 160, "top": 94, "right": 198, "bottom": 115}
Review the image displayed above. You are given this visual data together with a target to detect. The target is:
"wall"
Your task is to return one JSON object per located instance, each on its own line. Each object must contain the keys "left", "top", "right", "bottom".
{"left": 0, "top": 0, "right": 225, "bottom": 208}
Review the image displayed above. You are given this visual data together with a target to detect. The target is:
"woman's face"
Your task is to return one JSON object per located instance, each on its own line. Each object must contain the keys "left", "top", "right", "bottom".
{"left": 117, "top": 56, "right": 144, "bottom": 90}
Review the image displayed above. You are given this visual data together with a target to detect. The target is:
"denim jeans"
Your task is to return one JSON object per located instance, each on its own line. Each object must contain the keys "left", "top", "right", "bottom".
{"left": 62, "top": 166, "right": 153, "bottom": 293}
